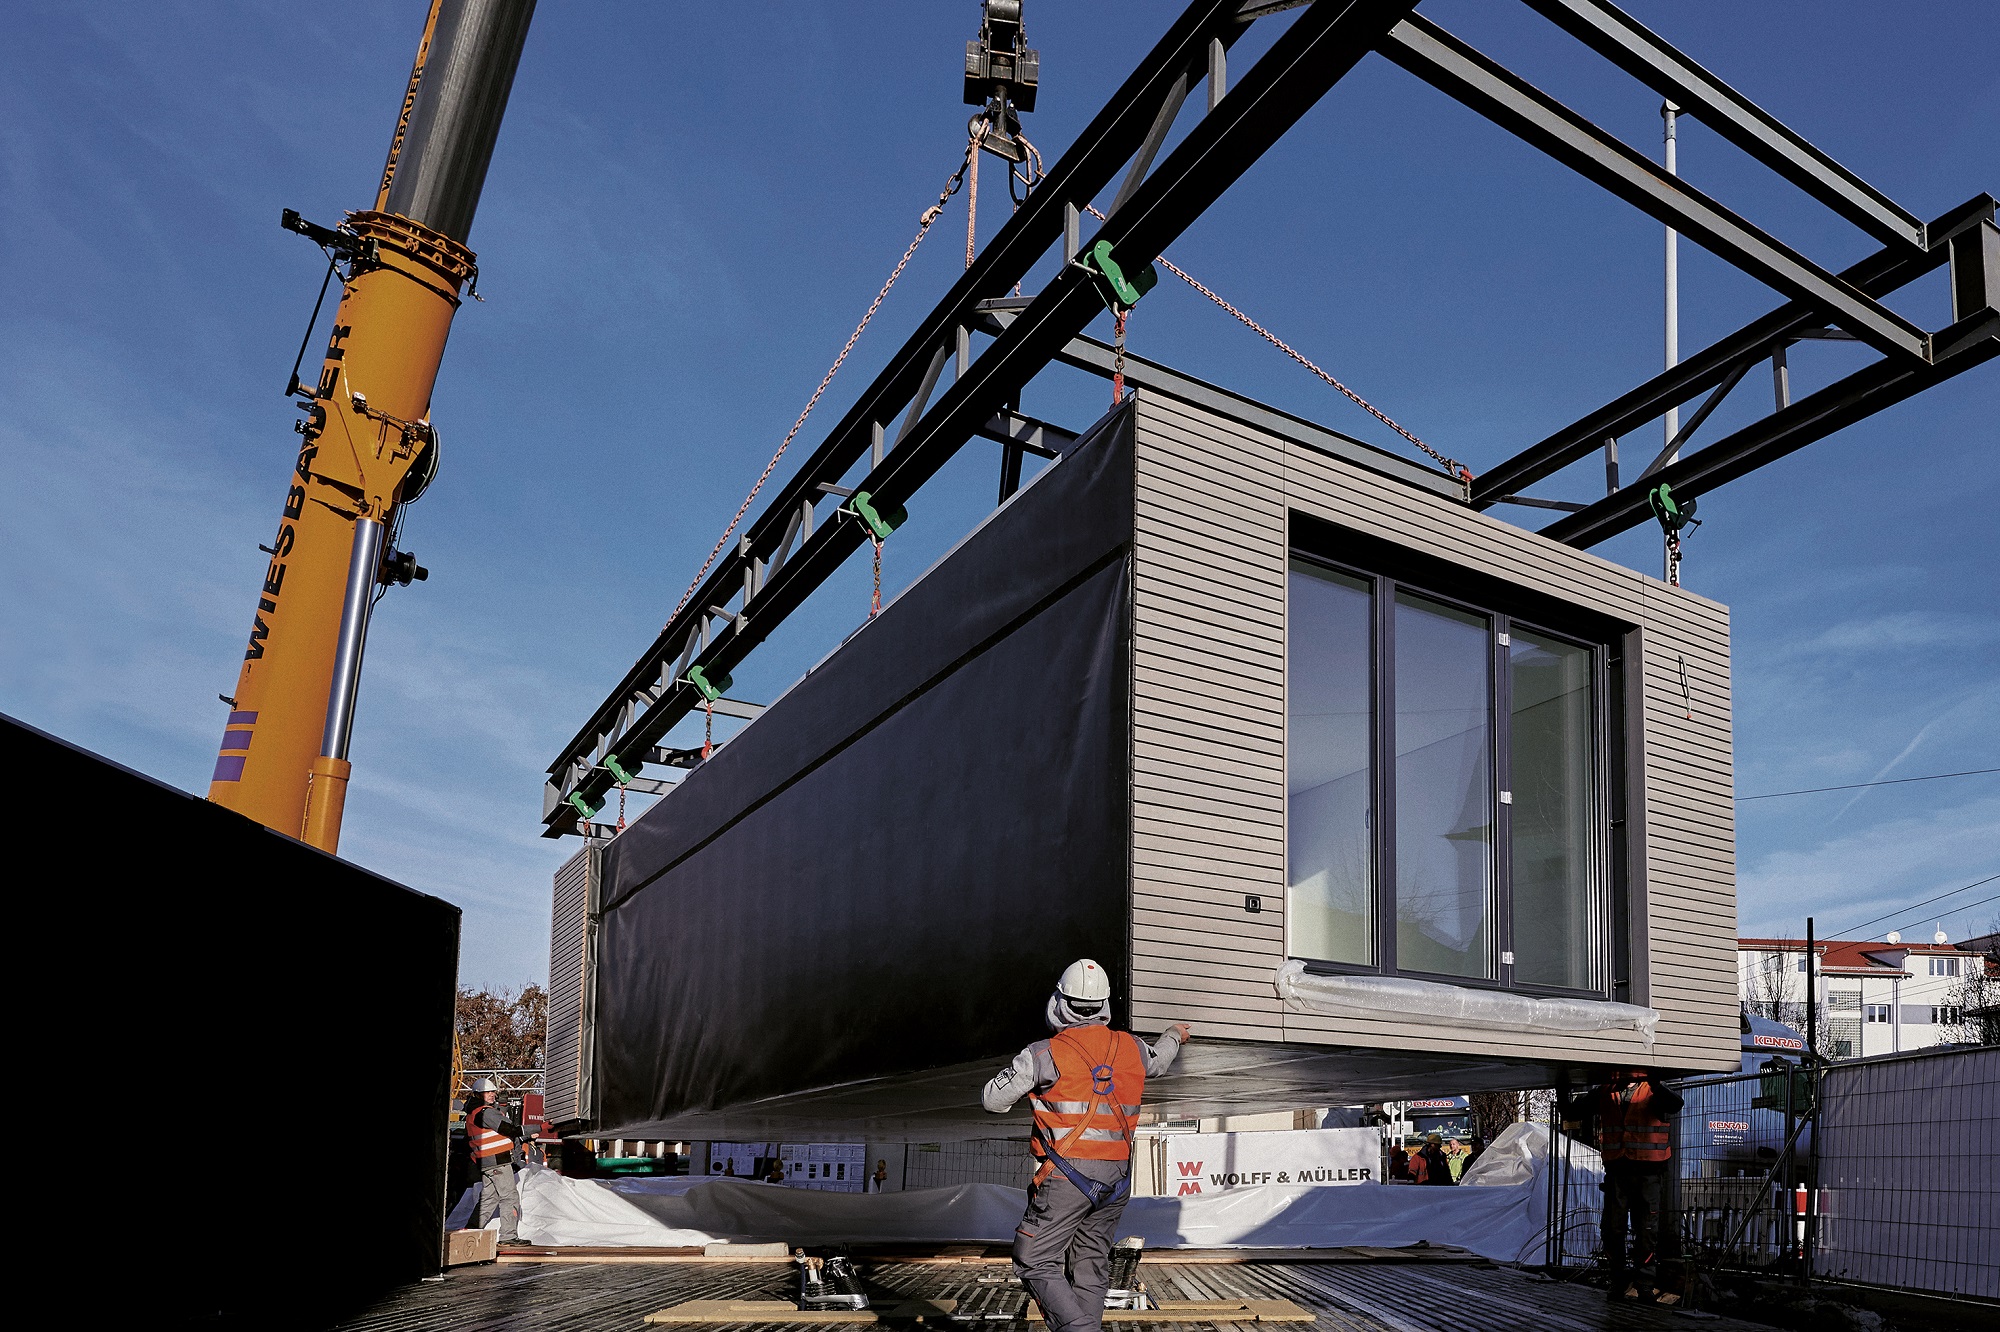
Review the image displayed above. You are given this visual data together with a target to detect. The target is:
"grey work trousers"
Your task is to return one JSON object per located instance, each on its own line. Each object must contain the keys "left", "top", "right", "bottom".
{"left": 1012, "top": 1171, "right": 1127, "bottom": 1332}
{"left": 1602, "top": 1165, "right": 1664, "bottom": 1286}
{"left": 478, "top": 1159, "right": 520, "bottom": 1242}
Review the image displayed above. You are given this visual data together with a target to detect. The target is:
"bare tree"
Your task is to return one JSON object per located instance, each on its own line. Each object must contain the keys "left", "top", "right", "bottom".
{"left": 456, "top": 983, "right": 547, "bottom": 1071}
{"left": 1469, "top": 1091, "right": 1521, "bottom": 1140}
{"left": 1943, "top": 920, "right": 2000, "bottom": 1047}
{"left": 1743, "top": 949, "right": 1802, "bottom": 1028}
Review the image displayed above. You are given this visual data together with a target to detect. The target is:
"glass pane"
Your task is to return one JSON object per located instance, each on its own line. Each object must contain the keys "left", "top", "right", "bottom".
{"left": 1509, "top": 630, "right": 1597, "bottom": 989}
{"left": 1287, "top": 562, "right": 1373, "bottom": 965}
{"left": 1393, "top": 593, "right": 1492, "bottom": 978}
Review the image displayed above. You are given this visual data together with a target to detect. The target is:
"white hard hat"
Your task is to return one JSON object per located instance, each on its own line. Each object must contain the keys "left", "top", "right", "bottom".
{"left": 471, "top": 1077, "right": 497, "bottom": 1094}
{"left": 1058, "top": 959, "right": 1112, "bottom": 1003}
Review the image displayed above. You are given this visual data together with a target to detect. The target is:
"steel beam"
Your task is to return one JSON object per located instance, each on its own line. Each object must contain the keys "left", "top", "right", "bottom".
{"left": 542, "top": 0, "right": 1413, "bottom": 830}
{"left": 1380, "top": 15, "right": 1929, "bottom": 361}
{"left": 1018, "top": 321, "right": 1464, "bottom": 499}
{"left": 1521, "top": 0, "right": 1924, "bottom": 250}
{"left": 542, "top": 0, "right": 1259, "bottom": 828}
{"left": 1540, "top": 310, "right": 2000, "bottom": 549}
{"left": 1469, "top": 195, "right": 1995, "bottom": 508}
{"left": 977, "top": 408, "right": 1075, "bottom": 460}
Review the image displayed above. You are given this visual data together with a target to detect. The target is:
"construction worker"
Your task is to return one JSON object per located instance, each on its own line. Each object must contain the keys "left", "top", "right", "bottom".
{"left": 1417, "top": 1133, "right": 1453, "bottom": 1185}
{"left": 982, "top": 960, "right": 1189, "bottom": 1332}
{"left": 1571, "top": 1068, "right": 1685, "bottom": 1304}
{"left": 466, "top": 1077, "right": 524, "bottom": 1244}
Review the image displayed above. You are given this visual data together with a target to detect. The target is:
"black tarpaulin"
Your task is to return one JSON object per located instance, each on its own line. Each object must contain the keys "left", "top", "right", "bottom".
{"left": 10, "top": 713, "right": 458, "bottom": 1327}
{"left": 595, "top": 404, "right": 1137, "bottom": 1130}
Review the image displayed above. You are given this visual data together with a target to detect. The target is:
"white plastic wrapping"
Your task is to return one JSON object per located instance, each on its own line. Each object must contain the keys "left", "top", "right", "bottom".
{"left": 1459, "top": 1121, "right": 1602, "bottom": 1187}
{"left": 509, "top": 1123, "right": 1595, "bottom": 1264}
{"left": 1274, "top": 961, "right": 1658, "bottom": 1045}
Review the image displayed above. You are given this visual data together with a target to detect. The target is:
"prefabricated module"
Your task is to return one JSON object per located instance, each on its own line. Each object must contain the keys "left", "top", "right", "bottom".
{"left": 208, "top": 0, "right": 535, "bottom": 851}
{"left": 544, "top": 382, "right": 1738, "bottom": 1144}
{"left": 535, "top": 0, "right": 1996, "bottom": 1145}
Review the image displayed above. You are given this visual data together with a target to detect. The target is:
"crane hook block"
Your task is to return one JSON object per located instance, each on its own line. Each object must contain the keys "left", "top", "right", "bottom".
{"left": 566, "top": 791, "right": 602, "bottom": 821}
{"left": 686, "top": 665, "right": 732, "bottom": 703}
{"left": 603, "top": 753, "right": 639, "bottom": 785}
{"left": 851, "top": 491, "right": 907, "bottom": 542}
{"left": 1081, "top": 238, "right": 1157, "bottom": 313}
{"left": 1647, "top": 481, "right": 1698, "bottom": 533}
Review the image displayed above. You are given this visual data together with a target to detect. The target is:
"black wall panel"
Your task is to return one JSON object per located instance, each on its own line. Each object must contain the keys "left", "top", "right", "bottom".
{"left": 595, "top": 406, "right": 1137, "bottom": 1129}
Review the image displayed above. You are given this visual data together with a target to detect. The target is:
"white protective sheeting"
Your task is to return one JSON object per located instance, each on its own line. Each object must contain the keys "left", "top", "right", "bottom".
{"left": 518, "top": 1167, "right": 717, "bottom": 1247}
{"left": 517, "top": 1170, "right": 1024, "bottom": 1247}
{"left": 515, "top": 1123, "right": 1597, "bottom": 1264}
{"left": 1273, "top": 961, "right": 1659, "bottom": 1045}
{"left": 1461, "top": 1121, "right": 1602, "bottom": 1187}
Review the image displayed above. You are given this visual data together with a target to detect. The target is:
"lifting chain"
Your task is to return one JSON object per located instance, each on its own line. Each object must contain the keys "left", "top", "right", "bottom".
{"left": 966, "top": 120, "right": 987, "bottom": 270}
{"left": 702, "top": 699, "right": 715, "bottom": 761}
{"left": 1083, "top": 204, "right": 1465, "bottom": 482}
{"left": 1112, "top": 308, "right": 1129, "bottom": 409}
{"left": 666, "top": 125, "right": 988, "bottom": 628}
{"left": 871, "top": 536, "right": 885, "bottom": 618}
{"left": 616, "top": 779, "right": 627, "bottom": 832}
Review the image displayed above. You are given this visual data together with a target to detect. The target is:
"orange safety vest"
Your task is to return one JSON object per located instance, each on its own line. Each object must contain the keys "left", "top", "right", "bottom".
{"left": 1598, "top": 1081, "right": 1670, "bottom": 1163}
{"left": 469, "top": 1107, "right": 513, "bottom": 1161}
{"left": 1030, "top": 1026, "right": 1148, "bottom": 1173}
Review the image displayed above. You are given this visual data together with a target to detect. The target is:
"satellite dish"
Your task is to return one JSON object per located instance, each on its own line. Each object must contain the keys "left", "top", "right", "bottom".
{"left": 1934, "top": 930, "right": 1950, "bottom": 945}
{"left": 1886, "top": 931, "right": 1901, "bottom": 945}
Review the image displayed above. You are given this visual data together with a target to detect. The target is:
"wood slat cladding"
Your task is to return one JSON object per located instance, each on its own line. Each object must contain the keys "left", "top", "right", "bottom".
{"left": 545, "top": 845, "right": 596, "bottom": 1125}
{"left": 1128, "top": 394, "right": 1737, "bottom": 1073}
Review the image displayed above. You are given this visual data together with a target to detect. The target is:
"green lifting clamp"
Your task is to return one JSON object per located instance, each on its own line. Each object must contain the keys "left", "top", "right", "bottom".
{"left": 603, "top": 753, "right": 638, "bottom": 785}
{"left": 1079, "top": 237, "right": 1158, "bottom": 313}
{"left": 566, "top": 791, "right": 602, "bottom": 822}
{"left": 850, "top": 490, "right": 907, "bottom": 541}
{"left": 686, "top": 664, "right": 732, "bottom": 702}
{"left": 1646, "top": 481, "right": 1699, "bottom": 534}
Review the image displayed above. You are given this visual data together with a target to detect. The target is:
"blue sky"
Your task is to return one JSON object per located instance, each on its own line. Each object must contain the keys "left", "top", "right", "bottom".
{"left": 3, "top": 2, "right": 1994, "bottom": 987}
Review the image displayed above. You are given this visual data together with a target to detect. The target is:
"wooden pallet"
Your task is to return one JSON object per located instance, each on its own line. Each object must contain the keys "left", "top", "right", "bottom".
{"left": 645, "top": 1299, "right": 965, "bottom": 1324}
{"left": 1027, "top": 1299, "right": 1314, "bottom": 1322}
{"left": 645, "top": 1300, "right": 876, "bottom": 1324}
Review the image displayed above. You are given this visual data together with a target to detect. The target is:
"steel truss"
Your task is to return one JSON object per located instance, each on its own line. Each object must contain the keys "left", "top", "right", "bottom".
{"left": 543, "top": 0, "right": 1997, "bottom": 837}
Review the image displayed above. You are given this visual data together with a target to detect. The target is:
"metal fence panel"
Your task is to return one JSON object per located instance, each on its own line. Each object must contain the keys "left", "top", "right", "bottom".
{"left": 905, "top": 1138, "right": 1032, "bottom": 1189}
{"left": 1671, "top": 1067, "right": 1808, "bottom": 1272}
{"left": 1813, "top": 1044, "right": 1999, "bottom": 1299}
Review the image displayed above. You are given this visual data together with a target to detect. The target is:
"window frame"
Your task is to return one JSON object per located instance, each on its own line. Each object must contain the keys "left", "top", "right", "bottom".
{"left": 1285, "top": 551, "right": 1613, "bottom": 1000}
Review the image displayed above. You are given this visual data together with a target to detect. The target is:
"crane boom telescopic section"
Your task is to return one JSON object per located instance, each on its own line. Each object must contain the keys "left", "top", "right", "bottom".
{"left": 208, "top": 0, "right": 535, "bottom": 852}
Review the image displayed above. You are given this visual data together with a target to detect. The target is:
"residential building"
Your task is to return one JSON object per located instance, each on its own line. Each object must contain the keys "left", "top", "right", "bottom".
{"left": 1737, "top": 933, "right": 1984, "bottom": 1059}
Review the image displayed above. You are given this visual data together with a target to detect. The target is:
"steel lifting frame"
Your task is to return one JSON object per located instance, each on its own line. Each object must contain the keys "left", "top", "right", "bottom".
{"left": 543, "top": 0, "right": 1998, "bottom": 836}
{"left": 543, "top": 0, "right": 1416, "bottom": 835}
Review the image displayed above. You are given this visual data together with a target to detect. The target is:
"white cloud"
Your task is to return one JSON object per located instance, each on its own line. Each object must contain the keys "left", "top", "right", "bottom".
{"left": 1738, "top": 793, "right": 2000, "bottom": 941}
{"left": 1786, "top": 610, "right": 2000, "bottom": 656}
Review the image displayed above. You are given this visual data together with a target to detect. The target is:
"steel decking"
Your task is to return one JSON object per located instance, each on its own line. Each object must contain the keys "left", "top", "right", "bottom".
{"left": 334, "top": 1256, "right": 1778, "bottom": 1332}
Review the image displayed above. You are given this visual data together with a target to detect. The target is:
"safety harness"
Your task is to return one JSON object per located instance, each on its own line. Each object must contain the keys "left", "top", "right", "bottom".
{"left": 1030, "top": 1027, "right": 1146, "bottom": 1210}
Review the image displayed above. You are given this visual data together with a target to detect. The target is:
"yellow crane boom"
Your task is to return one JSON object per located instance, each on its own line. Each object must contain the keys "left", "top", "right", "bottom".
{"left": 209, "top": 0, "right": 536, "bottom": 852}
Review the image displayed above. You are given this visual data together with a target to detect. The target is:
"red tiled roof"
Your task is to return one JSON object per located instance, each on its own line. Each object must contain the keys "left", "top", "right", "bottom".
{"left": 1738, "top": 937, "right": 1973, "bottom": 975}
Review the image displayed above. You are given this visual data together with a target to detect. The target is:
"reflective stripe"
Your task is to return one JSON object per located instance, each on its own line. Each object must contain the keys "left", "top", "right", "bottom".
{"left": 1599, "top": 1082, "right": 1671, "bottom": 1163}
{"left": 1030, "top": 1028, "right": 1149, "bottom": 1164}
{"left": 470, "top": 1121, "right": 512, "bottom": 1159}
